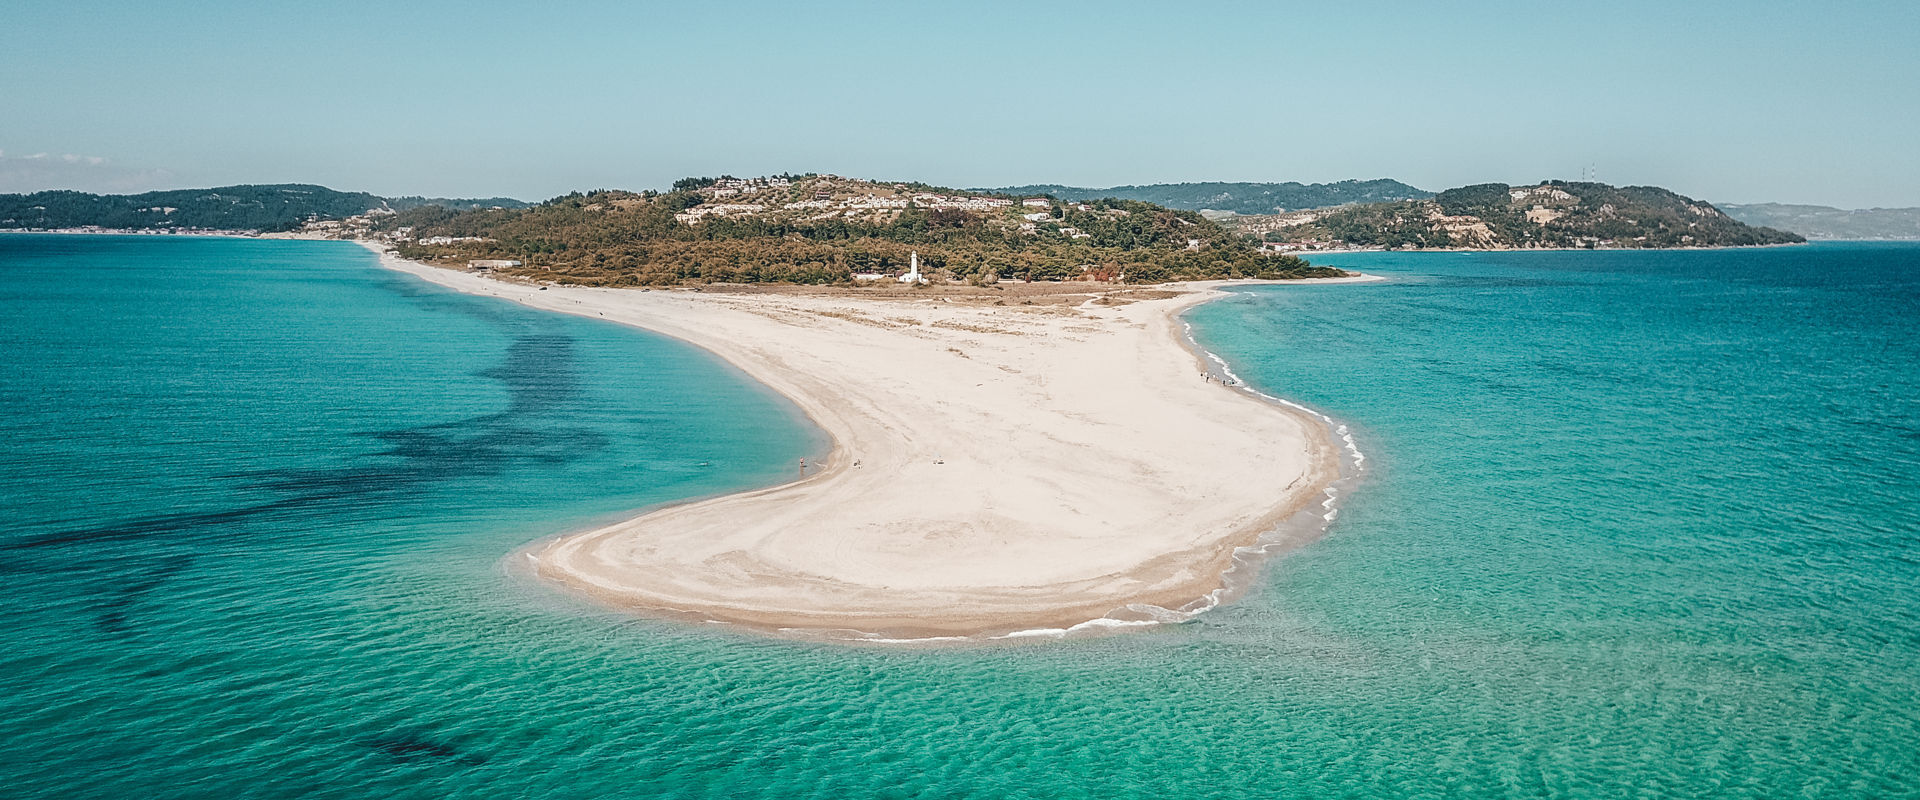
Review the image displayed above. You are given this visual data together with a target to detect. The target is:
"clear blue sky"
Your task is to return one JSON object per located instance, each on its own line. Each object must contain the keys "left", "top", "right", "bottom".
{"left": 4, "top": 0, "right": 1917, "bottom": 207}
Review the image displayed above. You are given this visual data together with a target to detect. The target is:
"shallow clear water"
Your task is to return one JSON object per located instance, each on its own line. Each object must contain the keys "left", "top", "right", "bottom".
{"left": 1, "top": 236, "right": 1915, "bottom": 797}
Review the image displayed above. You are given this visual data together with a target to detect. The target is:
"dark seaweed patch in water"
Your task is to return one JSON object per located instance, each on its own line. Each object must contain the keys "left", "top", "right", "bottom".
{"left": 9, "top": 332, "right": 600, "bottom": 552}
{"left": 6, "top": 328, "right": 608, "bottom": 631}
{"left": 365, "top": 733, "right": 486, "bottom": 766}
{"left": 94, "top": 553, "right": 193, "bottom": 633}
{"left": 484, "top": 333, "right": 581, "bottom": 415}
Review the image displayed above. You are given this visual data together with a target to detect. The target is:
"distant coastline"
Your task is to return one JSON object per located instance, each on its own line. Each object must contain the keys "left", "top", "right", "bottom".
{"left": 7, "top": 174, "right": 1817, "bottom": 290}
{"left": 1273, "top": 240, "right": 1812, "bottom": 257}
{"left": 0, "top": 227, "right": 267, "bottom": 237}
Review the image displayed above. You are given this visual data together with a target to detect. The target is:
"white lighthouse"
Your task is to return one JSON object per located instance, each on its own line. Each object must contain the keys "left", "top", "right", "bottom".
{"left": 898, "top": 251, "right": 925, "bottom": 284}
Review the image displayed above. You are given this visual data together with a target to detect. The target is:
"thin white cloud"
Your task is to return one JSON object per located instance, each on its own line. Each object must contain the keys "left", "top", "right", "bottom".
{"left": 0, "top": 149, "right": 174, "bottom": 193}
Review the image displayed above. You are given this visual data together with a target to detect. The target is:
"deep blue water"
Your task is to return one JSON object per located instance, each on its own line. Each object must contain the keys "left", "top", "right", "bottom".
{"left": 1, "top": 236, "right": 1915, "bottom": 798}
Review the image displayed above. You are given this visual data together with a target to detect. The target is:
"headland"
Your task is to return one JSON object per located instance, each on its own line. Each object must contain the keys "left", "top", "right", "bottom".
{"left": 362, "top": 241, "right": 1365, "bottom": 641}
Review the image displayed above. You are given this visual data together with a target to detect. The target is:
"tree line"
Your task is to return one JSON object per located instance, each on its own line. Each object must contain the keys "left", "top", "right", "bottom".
{"left": 381, "top": 188, "right": 1345, "bottom": 285}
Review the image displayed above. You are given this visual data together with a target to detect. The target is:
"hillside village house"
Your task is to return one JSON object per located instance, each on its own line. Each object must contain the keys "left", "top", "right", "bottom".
{"left": 662, "top": 177, "right": 1052, "bottom": 230}
{"left": 674, "top": 203, "right": 767, "bottom": 224}
{"left": 848, "top": 195, "right": 910, "bottom": 210}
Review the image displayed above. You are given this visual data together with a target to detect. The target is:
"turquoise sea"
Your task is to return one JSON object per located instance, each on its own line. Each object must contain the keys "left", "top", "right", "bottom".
{"left": 1, "top": 235, "right": 1915, "bottom": 798}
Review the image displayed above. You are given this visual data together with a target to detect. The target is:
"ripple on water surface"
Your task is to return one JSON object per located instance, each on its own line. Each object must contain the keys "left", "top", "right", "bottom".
{"left": 0, "top": 236, "right": 1916, "bottom": 798}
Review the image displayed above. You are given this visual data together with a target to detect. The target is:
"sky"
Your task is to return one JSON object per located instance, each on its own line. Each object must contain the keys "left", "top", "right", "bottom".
{"left": 3, "top": 0, "right": 1918, "bottom": 208}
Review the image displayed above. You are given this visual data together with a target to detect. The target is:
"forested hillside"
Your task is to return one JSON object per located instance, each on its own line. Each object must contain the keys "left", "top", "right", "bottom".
{"left": 0, "top": 184, "right": 528, "bottom": 232}
{"left": 1250, "top": 182, "right": 1804, "bottom": 250}
{"left": 386, "top": 195, "right": 532, "bottom": 212}
{"left": 378, "top": 175, "right": 1343, "bottom": 285}
{"left": 984, "top": 179, "right": 1432, "bottom": 214}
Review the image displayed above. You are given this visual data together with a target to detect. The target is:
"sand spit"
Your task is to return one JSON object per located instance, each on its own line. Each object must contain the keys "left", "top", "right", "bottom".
{"left": 361, "top": 243, "right": 1357, "bottom": 640}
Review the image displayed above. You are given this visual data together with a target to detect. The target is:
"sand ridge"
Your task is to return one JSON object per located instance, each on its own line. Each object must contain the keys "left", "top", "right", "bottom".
{"left": 364, "top": 243, "right": 1350, "bottom": 640}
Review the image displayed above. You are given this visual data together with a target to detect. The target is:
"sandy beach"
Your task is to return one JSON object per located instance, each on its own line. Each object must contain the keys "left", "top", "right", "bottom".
{"left": 363, "top": 242, "right": 1356, "bottom": 640}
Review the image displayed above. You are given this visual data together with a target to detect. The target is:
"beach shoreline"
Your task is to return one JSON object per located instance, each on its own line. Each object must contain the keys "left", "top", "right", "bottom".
{"left": 355, "top": 240, "right": 1364, "bottom": 642}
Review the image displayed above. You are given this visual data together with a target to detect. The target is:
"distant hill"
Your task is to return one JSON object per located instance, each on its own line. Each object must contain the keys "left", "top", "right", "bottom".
{"left": 981, "top": 180, "right": 1433, "bottom": 215}
{"left": 1719, "top": 203, "right": 1920, "bottom": 240}
{"left": 386, "top": 195, "right": 532, "bottom": 212}
{"left": 1248, "top": 181, "right": 1804, "bottom": 250}
{"left": 0, "top": 184, "right": 530, "bottom": 233}
{"left": 375, "top": 173, "right": 1342, "bottom": 285}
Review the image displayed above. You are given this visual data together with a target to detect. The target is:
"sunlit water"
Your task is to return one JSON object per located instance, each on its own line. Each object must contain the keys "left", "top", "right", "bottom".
{"left": 1, "top": 236, "right": 1914, "bottom": 797}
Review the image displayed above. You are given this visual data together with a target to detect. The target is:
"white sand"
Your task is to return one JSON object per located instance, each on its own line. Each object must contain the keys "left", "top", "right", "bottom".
{"left": 362, "top": 243, "right": 1348, "bottom": 639}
